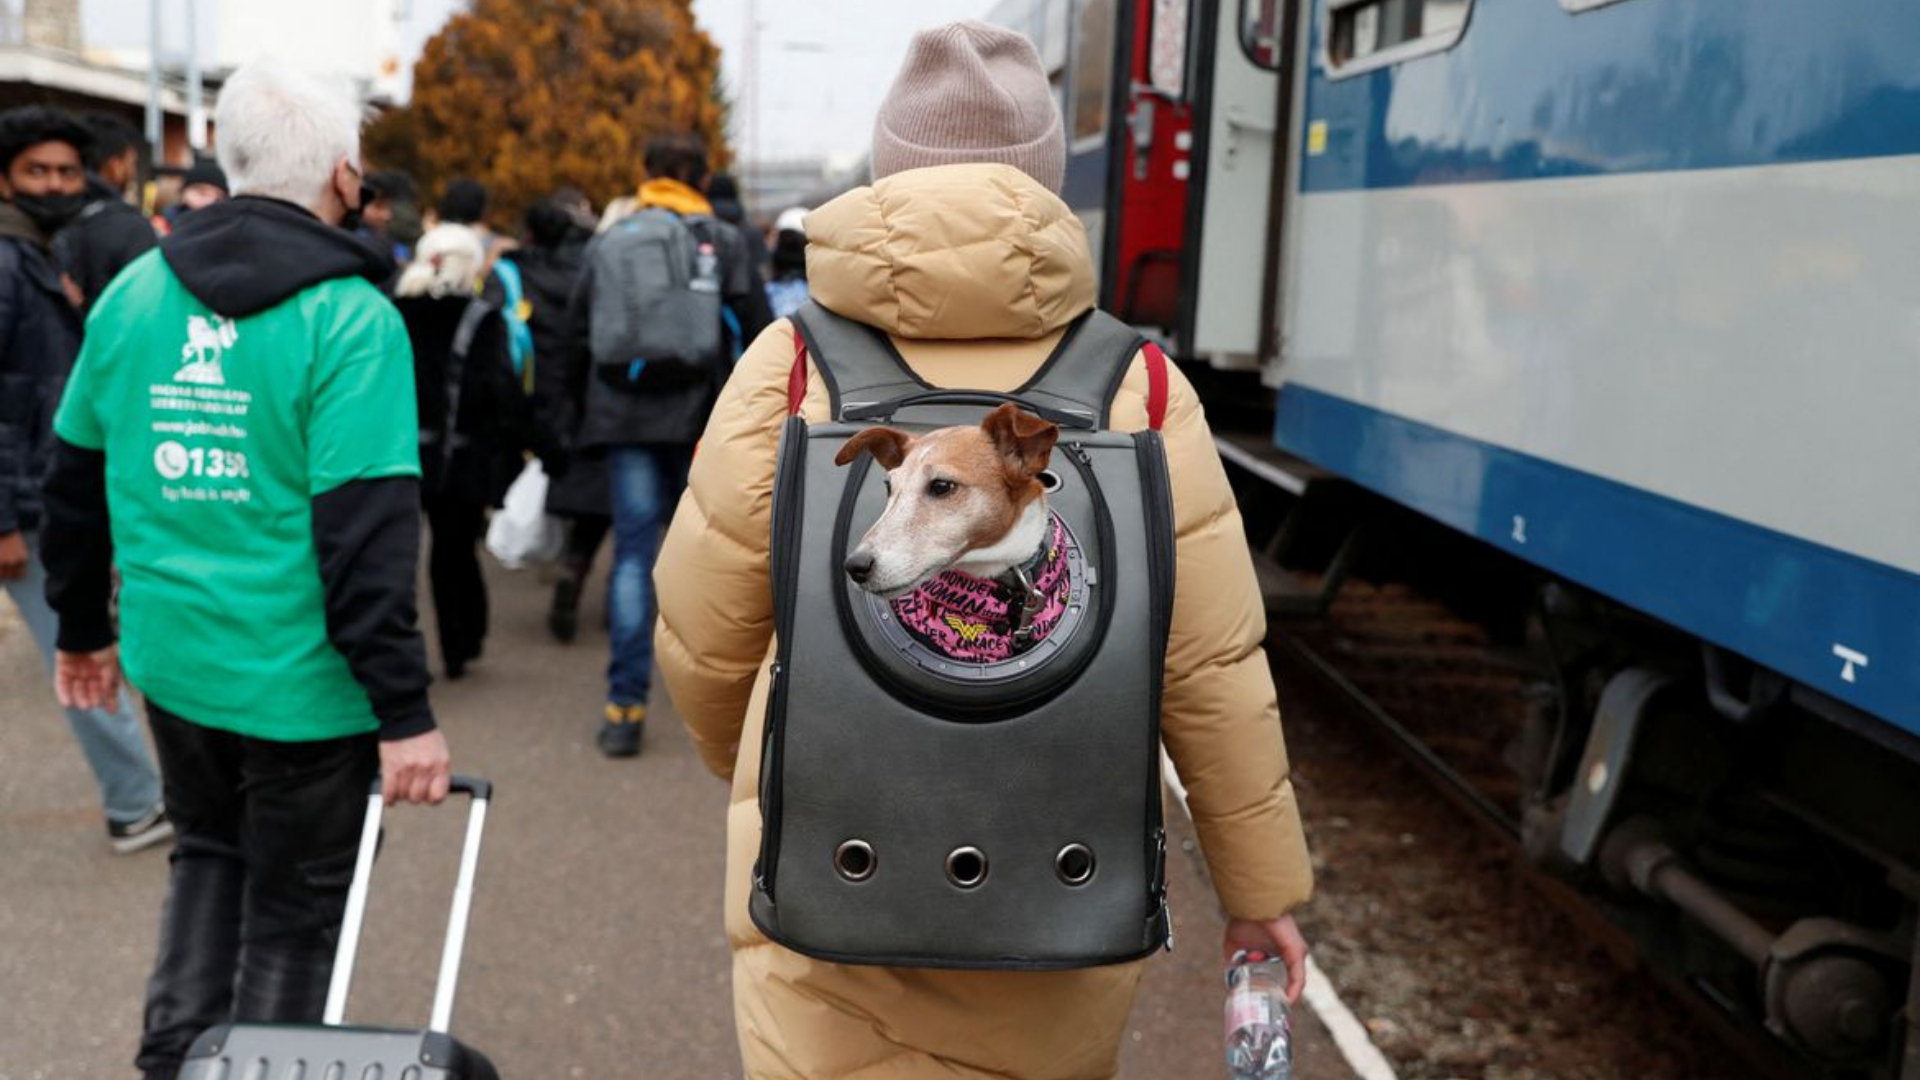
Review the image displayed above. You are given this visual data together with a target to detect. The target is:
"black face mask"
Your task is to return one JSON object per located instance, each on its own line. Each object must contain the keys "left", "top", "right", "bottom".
{"left": 14, "top": 191, "right": 87, "bottom": 234}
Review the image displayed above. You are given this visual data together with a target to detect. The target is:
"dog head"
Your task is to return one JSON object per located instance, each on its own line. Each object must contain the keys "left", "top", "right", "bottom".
{"left": 834, "top": 403, "right": 1060, "bottom": 597}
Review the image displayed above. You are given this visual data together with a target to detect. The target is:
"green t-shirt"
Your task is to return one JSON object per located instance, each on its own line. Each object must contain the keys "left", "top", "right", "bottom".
{"left": 54, "top": 250, "right": 420, "bottom": 741}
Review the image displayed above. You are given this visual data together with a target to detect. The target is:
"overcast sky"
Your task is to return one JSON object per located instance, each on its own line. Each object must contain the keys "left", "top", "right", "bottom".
{"left": 403, "top": 0, "right": 990, "bottom": 164}
{"left": 78, "top": 0, "right": 988, "bottom": 163}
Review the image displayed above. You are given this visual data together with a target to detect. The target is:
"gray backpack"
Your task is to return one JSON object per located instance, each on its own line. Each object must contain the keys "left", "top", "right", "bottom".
{"left": 587, "top": 207, "right": 723, "bottom": 374}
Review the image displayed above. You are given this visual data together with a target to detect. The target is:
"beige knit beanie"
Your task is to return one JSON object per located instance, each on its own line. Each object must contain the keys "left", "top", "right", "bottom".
{"left": 871, "top": 20, "right": 1066, "bottom": 193}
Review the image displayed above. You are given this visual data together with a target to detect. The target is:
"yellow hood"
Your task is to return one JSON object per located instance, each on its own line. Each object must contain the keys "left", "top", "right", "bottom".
{"left": 805, "top": 163, "right": 1096, "bottom": 342}
{"left": 636, "top": 177, "right": 713, "bottom": 217}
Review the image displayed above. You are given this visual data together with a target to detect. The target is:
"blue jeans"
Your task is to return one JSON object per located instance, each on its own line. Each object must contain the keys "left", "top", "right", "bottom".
{"left": 2, "top": 530, "right": 162, "bottom": 824}
{"left": 606, "top": 446, "right": 694, "bottom": 708}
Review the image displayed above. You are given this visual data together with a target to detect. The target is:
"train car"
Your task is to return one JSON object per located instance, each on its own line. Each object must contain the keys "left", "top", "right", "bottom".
{"left": 988, "top": 0, "right": 1920, "bottom": 1075}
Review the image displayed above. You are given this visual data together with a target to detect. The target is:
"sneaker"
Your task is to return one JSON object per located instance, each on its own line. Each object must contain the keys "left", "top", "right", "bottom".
{"left": 597, "top": 703, "right": 645, "bottom": 758}
{"left": 108, "top": 805, "right": 175, "bottom": 855}
{"left": 549, "top": 577, "right": 581, "bottom": 644}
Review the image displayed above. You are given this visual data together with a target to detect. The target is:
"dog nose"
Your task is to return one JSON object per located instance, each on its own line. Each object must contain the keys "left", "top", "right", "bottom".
{"left": 844, "top": 551, "right": 876, "bottom": 584}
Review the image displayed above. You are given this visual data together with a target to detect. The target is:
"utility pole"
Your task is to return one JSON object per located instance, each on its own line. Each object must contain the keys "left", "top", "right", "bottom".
{"left": 144, "top": 0, "right": 162, "bottom": 169}
{"left": 186, "top": 0, "right": 205, "bottom": 152}
{"left": 742, "top": 0, "right": 758, "bottom": 212}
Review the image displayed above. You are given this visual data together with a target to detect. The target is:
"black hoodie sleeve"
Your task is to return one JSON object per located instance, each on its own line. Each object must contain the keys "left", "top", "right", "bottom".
{"left": 312, "top": 476, "right": 436, "bottom": 740}
{"left": 40, "top": 437, "right": 116, "bottom": 652}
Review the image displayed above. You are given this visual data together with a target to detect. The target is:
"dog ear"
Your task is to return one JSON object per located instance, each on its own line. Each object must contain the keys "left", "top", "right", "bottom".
{"left": 982, "top": 403, "right": 1059, "bottom": 478}
{"left": 834, "top": 426, "right": 913, "bottom": 470}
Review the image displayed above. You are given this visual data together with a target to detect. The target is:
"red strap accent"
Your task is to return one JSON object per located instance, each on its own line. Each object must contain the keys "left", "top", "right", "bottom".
{"left": 1143, "top": 342, "right": 1169, "bottom": 431}
{"left": 787, "top": 331, "right": 810, "bottom": 415}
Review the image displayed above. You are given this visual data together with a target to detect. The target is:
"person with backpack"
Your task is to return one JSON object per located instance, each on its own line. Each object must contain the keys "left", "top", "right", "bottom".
{"left": 394, "top": 223, "right": 541, "bottom": 679}
{"left": 650, "top": 22, "right": 1312, "bottom": 1080}
{"left": 562, "top": 133, "right": 768, "bottom": 757}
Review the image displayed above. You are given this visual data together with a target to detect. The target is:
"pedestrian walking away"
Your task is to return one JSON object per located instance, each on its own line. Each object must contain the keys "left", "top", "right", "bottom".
{"left": 0, "top": 104, "right": 169, "bottom": 855}
{"left": 509, "top": 191, "right": 609, "bottom": 644}
{"left": 763, "top": 206, "right": 809, "bottom": 320}
{"left": 395, "top": 221, "right": 548, "bottom": 678}
{"left": 563, "top": 133, "right": 769, "bottom": 758}
{"left": 37, "top": 63, "right": 453, "bottom": 1080}
{"left": 652, "top": 21, "right": 1312, "bottom": 1080}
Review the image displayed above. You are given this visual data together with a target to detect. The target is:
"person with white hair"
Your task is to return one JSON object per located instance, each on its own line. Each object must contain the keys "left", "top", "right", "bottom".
{"left": 38, "top": 59, "right": 453, "bottom": 1079}
{"left": 394, "top": 222, "right": 546, "bottom": 679}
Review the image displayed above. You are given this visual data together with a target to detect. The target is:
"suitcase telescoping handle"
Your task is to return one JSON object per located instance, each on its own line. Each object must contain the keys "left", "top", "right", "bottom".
{"left": 322, "top": 775, "right": 493, "bottom": 1033}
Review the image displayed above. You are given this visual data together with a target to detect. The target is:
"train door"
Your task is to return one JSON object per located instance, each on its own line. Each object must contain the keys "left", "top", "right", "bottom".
{"left": 1100, "top": 0, "right": 1198, "bottom": 334}
{"left": 1179, "top": 0, "right": 1297, "bottom": 369}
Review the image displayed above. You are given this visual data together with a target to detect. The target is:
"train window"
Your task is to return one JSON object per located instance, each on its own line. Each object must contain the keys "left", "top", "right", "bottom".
{"left": 1326, "top": 0, "right": 1470, "bottom": 74}
{"left": 1073, "top": 0, "right": 1116, "bottom": 143}
{"left": 1242, "top": 0, "right": 1284, "bottom": 71}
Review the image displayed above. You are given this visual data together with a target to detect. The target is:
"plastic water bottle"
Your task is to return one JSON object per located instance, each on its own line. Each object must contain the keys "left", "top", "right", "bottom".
{"left": 692, "top": 242, "right": 721, "bottom": 293}
{"left": 1225, "top": 950, "right": 1292, "bottom": 1080}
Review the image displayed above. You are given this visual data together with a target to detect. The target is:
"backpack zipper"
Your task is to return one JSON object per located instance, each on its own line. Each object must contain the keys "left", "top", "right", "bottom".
{"left": 1136, "top": 431, "right": 1177, "bottom": 951}
{"left": 756, "top": 417, "right": 809, "bottom": 901}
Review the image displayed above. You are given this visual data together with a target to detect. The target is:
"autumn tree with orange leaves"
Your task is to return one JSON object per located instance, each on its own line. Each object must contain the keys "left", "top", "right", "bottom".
{"left": 368, "top": 0, "right": 729, "bottom": 229}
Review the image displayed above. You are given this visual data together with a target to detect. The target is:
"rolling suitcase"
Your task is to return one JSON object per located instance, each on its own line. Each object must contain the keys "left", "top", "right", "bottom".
{"left": 178, "top": 776, "right": 500, "bottom": 1079}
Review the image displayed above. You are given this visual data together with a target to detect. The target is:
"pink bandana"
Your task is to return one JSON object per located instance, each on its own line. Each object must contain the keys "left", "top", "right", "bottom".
{"left": 891, "top": 514, "right": 1073, "bottom": 663}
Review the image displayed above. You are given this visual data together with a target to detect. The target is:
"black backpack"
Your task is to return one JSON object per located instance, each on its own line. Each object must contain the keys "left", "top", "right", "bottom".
{"left": 750, "top": 301, "right": 1178, "bottom": 970}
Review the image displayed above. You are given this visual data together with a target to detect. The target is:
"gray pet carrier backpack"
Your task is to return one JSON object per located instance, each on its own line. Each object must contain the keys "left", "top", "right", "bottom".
{"left": 749, "top": 301, "right": 1177, "bottom": 970}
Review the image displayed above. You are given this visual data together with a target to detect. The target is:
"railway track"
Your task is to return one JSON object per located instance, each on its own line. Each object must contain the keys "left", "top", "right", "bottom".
{"left": 1272, "top": 579, "right": 1813, "bottom": 1080}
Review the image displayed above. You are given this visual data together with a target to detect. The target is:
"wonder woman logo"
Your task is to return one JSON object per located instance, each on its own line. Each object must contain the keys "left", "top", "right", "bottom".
{"left": 943, "top": 614, "right": 990, "bottom": 643}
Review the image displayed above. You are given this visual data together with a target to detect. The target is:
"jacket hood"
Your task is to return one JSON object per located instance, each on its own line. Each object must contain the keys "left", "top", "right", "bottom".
{"left": 160, "top": 196, "right": 396, "bottom": 318}
{"left": 0, "top": 201, "right": 49, "bottom": 248}
{"left": 637, "top": 178, "right": 713, "bottom": 217}
{"left": 805, "top": 163, "right": 1095, "bottom": 341}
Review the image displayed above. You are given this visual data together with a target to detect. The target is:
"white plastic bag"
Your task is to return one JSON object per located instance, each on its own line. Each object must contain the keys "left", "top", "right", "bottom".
{"left": 485, "top": 461, "right": 565, "bottom": 569}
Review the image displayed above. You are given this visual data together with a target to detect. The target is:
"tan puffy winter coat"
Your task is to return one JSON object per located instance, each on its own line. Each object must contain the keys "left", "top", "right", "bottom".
{"left": 654, "top": 163, "right": 1312, "bottom": 1080}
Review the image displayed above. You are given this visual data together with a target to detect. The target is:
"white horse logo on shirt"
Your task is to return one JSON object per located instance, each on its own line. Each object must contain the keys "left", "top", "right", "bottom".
{"left": 177, "top": 315, "right": 239, "bottom": 385}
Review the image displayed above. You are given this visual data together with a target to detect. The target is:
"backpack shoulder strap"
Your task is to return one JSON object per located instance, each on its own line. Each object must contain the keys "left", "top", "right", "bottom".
{"left": 788, "top": 301, "right": 927, "bottom": 420}
{"left": 1014, "top": 308, "right": 1156, "bottom": 430}
{"left": 786, "top": 302, "right": 1167, "bottom": 430}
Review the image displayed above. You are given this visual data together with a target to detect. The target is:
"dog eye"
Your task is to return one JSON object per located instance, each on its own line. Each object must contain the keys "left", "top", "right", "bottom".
{"left": 927, "top": 479, "right": 958, "bottom": 498}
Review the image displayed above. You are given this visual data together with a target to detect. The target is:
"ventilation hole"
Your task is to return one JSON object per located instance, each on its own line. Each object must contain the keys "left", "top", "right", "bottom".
{"left": 834, "top": 839, "right": 876, "bottom": 883}
{"left": 1037, "top": 469, "right": 1063, "bottom": 493}
{"left": 945, "top": 846, "right": 989, "bottom": 889}
{"left": 1055, "top": 843, "right": 1096, "bottom": 886}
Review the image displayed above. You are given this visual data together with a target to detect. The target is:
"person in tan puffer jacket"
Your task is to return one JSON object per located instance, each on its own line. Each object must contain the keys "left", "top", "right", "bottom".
{"left": 653, "top": 21, "right": 1313, "bottom": 1080}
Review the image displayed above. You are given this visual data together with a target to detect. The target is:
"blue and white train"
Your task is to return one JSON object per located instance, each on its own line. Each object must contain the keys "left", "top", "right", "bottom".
{"left": 987, "top": 0, "right": 1920, "bottom": 1073}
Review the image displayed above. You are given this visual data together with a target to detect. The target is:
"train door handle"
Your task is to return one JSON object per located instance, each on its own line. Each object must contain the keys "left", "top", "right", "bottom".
{"left": 1224, "top": 107, "right": 1278, "bottom": 135}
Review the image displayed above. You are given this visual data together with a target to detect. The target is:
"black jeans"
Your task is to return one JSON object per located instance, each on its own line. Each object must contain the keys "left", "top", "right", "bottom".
{"left": 423, "top": 490, "right": 489, "bottom": 670}
{"left": 137, "top": 702, "right": 378, "bottom": 1079}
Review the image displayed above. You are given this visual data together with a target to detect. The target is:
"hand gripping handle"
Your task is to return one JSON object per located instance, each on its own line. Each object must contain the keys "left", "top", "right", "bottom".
{"left": 323, "top": 775, "right": 492, "bottom": 1032}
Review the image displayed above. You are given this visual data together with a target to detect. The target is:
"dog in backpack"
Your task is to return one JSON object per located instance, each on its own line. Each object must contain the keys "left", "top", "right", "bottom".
{"left": 836, "top": 404, "right": 1073, "bottom": 663}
